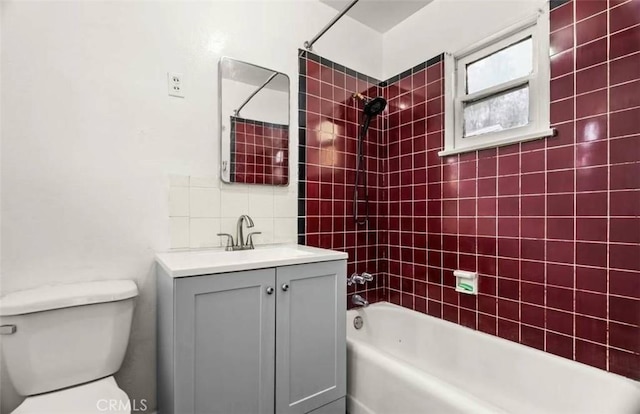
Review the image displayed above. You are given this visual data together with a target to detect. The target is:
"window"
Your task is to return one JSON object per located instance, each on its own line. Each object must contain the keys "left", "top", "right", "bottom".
{"left": 440, "top": 10, "right": 553, "bottom": 156}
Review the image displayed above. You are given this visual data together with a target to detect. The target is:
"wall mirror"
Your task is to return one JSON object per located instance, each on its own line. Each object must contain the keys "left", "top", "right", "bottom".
{"left": 219, "top": 57, "right": 290, "bottom": 185}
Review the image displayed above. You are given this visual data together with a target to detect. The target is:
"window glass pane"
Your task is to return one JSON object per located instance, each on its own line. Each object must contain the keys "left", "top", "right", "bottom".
{"left": 467, "top": 38, "right": 532, "bottom": 94}
{"left": 464, "top": 85, "right": 529, "bottom": 137}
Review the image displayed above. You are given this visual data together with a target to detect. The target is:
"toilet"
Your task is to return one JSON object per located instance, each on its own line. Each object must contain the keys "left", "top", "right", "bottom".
{"left": 0, "top": 280, "right": 138, "bottom": 413}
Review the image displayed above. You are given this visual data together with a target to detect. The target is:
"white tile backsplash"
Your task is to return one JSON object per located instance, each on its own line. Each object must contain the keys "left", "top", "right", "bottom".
{"left": 274, "top": 218, "right": 297, "bottom": 243}
{"left": 220, "top": 187, "right": 250, "bottom": 218}
{"left": 220, "top": 217, "right": 239, "bottom": 240}
{"left": 247, "top": 216, "right": 274, "bottom": 244}
{"left": 169, "top": 186, "right": 189, "bottom": 217}
{"left": 274, "top": 192, "right": 298, "bottom": 218}
{"left": 189, "top": 176, "right": 217, "bottom": 188}
{"left": 190, "top": 187, "right": 220, "bottom": 218}
{"left": 189, "top": 218, "right": 220, "bottom": 248}
{"left": 170, "top": 217, "right": 190, "bottom": 248}
{"left": 168, "top": 175, "right": 297, "bottom": 249}
{"left": 169, "top": 174, "right": 190, "bottom": 187}
{"left": 248, "top": 192, "right": 275, "bottom": 218}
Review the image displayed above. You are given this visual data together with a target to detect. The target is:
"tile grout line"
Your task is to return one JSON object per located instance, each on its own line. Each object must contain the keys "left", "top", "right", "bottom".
{"left": 605, "top": 0, "right": 611, "bottom": 373}
{"left": 571, "top": 0, "right": 578, "bottom": 362}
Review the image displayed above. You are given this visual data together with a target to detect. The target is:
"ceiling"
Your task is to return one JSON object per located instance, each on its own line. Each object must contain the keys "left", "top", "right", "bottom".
{"left": 319, "top": 0, "right": 434, "bottom": 33}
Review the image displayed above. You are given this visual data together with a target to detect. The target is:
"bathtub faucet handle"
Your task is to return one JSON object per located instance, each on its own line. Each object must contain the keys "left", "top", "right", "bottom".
{"left": 348, "top": 273, "right": 364, "bottom": 286}
{"left": 348, "top": 272, "right": 375, "bottom": 286}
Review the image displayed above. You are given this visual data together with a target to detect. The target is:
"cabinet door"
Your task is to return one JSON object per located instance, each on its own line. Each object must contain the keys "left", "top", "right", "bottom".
{"left": 275, "top": 261, "right": 346, "bottom": 414}
{"left": 174, "top": 269, "right": 276, "bottom": 414}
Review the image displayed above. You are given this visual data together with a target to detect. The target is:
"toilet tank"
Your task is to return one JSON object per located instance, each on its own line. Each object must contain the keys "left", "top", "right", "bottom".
{"left": 0, "top": 280, "right": 138, "bottom": 396}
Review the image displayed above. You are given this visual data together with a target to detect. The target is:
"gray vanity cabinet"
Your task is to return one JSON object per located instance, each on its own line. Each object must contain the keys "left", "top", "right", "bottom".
{"left": 157, "top": 260, "right": 346, "bottom": 414}
{"left": 275, "top": 262, "right": 346, "bottom": 414}
{"left": 174, "top": 269, "right": 276, "bottom": 414}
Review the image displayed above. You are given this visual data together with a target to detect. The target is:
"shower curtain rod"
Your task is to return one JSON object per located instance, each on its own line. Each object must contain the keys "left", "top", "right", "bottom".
{"left": 234, "top": 72, "right": 278, "bottom": 117}
{"left": 304, "top": 0, "right": 360, "bottom": 51}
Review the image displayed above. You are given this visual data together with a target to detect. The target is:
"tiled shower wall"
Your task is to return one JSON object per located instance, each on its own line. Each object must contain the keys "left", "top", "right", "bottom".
{"left": 299, "top": 0, "right": 639, "bottom": 379}
{"left": 385, "top": 55, "right": 446, "bottom": 317}
{"left": 383, "top": 0, "right": 639, "bottom": 379}
{"left": 298, "top": 51, "right": 387, "bottom": 303}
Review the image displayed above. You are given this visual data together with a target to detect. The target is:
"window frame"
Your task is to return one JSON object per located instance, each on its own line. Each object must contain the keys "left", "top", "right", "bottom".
{"left": 440, "top": 9, "right": 553, "bottom": 156}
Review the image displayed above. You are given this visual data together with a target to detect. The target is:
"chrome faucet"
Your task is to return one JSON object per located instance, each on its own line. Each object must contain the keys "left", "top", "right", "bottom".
{"left": 352, "top": 294, "right": 369, "bottom": 307}
{"left": 217, "top": 215, "right": 261, "bottom": 251}
{"left": 236, "top": 214, "right": 253, "bottom": 248}
{"left": 348, "top": 272, "right": 374, "bottom": 286}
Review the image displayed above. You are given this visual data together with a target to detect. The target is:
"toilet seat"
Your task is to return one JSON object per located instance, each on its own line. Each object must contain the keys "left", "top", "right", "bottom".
{"left": 12, "top": 376, "right": 130, "bottom": 414}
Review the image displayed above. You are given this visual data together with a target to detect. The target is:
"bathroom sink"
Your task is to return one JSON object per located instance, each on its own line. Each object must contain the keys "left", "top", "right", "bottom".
{"left": 155, "top": 244, "right": 347, "bottom": 277}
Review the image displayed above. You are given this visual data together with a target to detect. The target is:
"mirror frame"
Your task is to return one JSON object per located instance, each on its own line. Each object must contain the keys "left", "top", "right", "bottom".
{"left": 218, "top": 56, "right": 291, "bottom": 186}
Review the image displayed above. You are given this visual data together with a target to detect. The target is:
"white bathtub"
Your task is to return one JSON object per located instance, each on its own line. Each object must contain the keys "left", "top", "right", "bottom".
{"left": 347, "top": 302, "right": 640, "bottom": 414}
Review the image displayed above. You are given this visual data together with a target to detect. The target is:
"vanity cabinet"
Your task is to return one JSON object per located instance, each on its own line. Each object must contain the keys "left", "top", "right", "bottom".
{"left": 157, "top": 259, "right": 346, "bottom": 414}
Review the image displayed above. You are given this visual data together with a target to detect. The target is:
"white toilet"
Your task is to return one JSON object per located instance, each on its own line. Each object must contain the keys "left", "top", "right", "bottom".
{"left": 0, "top": 280, "right": 138, "bottom": 413}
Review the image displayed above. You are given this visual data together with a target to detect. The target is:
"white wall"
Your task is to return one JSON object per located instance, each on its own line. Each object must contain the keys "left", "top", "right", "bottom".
{"left": 0, "top": 1, "right": 381, "bottom": 412}
{"left": 382, "top": 0, "right": 547, "bottom": 78}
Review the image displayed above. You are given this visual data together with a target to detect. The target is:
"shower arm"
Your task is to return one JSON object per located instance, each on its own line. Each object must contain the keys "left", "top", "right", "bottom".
{"left": 353, "top": 92, "right": 369, "bottom": 102}
{"left": 234, "top": 72, "right": 279, "bottom": 117}
{"left": 304, "top": 0, "right": 360, "bottom": 51}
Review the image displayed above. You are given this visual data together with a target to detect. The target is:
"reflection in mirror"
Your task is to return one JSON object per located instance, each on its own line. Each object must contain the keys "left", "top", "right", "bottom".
{"left": 219, "top": 57, "right": 290, "bottom": 185}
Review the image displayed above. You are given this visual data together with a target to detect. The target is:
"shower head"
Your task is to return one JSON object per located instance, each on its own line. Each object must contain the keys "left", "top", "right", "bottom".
{"left": 364, "top": 97, "right": 387, "bottom": 117}
{"left": 353, "top": 93, "right": 387, "bottom": 117}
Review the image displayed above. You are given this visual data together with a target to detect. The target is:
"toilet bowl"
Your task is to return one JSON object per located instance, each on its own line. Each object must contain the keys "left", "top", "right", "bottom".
{"left": 0, "top": 280, "right": 138, "bottom": 414}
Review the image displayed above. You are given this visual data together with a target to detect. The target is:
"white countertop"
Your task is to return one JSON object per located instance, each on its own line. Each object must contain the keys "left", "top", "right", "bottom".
{"left": 155, "top": 244, "right": 348, "bottom": 278}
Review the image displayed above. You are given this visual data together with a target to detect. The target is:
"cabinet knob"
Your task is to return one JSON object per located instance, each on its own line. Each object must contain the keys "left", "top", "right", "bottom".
{"left": 266, "top": 287, "right": 274, "bottom": 295}
{"left": 281, "top": 284, "right": 289, "bottom": 292}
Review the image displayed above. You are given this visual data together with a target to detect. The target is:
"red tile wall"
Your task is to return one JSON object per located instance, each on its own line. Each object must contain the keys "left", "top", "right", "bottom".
{"left": 230, "top": 116, "right": 289, "bottom": 185}
{"left": 383, "top": 0, "right": 639, "bottom": 379}
{"left": 385, "top": 58, "right": 445, "bottom": 316}
{"left": 298, "top": 0, "right": 639, "bottom": 379}
{"left": 298, "top": 52, "right": 387, "bottom": 305}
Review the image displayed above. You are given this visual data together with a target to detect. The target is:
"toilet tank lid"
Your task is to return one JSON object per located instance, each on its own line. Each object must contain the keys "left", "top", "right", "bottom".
{"left": 0, "top": 280, "right": 138, "bottom": 316}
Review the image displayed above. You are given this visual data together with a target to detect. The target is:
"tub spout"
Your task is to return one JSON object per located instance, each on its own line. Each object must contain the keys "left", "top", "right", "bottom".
{"left": 352, "top": 294, "right": 368, "bottom": 307}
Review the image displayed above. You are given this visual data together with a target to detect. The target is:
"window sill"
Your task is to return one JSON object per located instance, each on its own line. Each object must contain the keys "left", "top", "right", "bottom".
{"left": 438, "top": 128, "right": 555, "bottom": 157}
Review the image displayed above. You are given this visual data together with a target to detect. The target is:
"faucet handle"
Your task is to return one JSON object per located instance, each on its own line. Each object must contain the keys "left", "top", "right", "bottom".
{"left": 361, "top": 272, "right": 374, "bottom": 282}
{"left": 217, "top": 233, "right": 235, "bottom": 251}
{"left": 348, "top": 273, "right": 364, "bottom": 286}
{"left": 246, "top": 232, "right": 261, "bottom": 249}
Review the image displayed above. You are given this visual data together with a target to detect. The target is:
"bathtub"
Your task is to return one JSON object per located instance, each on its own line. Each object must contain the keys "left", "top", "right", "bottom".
{"left": 347, "top": 302, "right": 640, "bottom": 414}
